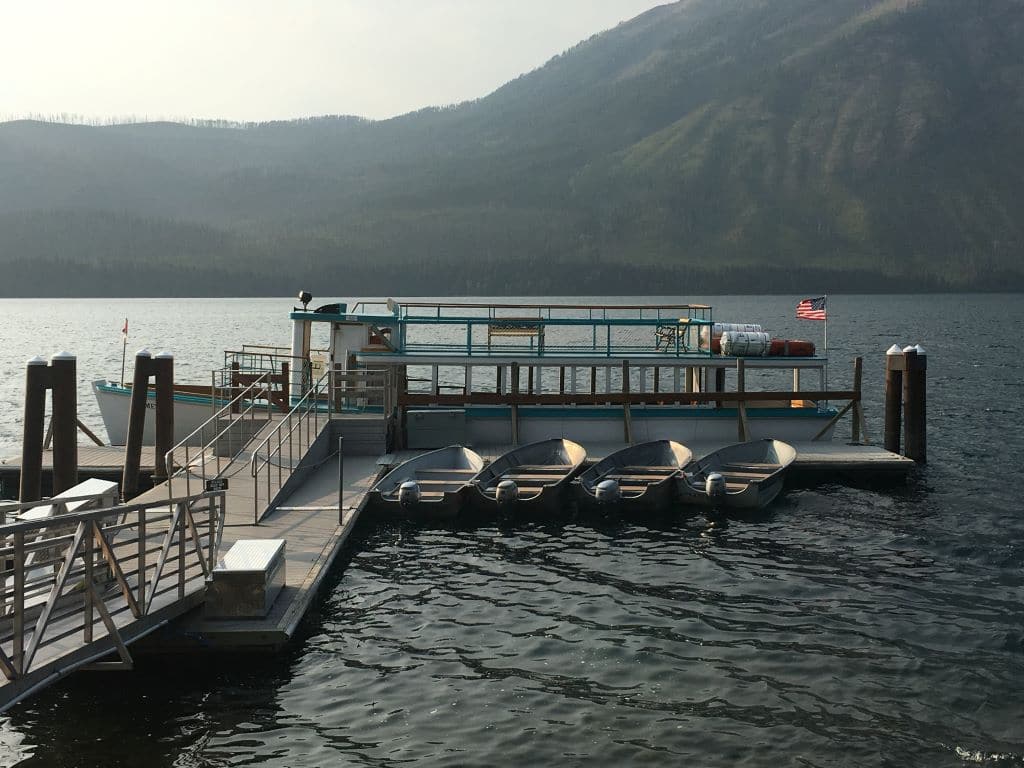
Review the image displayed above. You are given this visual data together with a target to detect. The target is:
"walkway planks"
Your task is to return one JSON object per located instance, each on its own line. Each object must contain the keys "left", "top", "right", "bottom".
{"left": 131, "top": 425, "right": 382, "bottom": 652}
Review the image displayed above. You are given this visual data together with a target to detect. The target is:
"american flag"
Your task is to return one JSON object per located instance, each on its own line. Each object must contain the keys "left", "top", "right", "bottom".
{"left": 796, "top": 296, "right": 827, "bottom": 320}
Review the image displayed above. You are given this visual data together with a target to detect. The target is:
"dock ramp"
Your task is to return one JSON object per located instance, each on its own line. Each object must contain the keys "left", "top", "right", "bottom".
{"left": 0, "top": 484, "right": 225, "bottom": 711}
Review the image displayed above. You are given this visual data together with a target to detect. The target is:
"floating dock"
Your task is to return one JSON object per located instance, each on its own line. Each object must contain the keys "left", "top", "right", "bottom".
{"left": 0, "top": 298, "right": 925, "bottom": 710}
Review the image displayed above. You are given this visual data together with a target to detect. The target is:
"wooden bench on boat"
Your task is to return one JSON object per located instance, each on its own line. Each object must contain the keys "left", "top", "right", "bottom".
{"left": 487, "top": 319, "right": 545, "bottom": 349}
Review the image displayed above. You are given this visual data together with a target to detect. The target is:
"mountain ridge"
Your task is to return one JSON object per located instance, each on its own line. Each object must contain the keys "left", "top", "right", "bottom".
{"left": 1, "top": 0, "right": 1022, "bottom": 296}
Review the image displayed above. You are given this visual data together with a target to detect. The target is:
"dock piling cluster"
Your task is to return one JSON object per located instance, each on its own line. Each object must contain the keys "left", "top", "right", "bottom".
{"left": 122, "top": 350, "right": 175, "bottom": 499}
{"left": 20, "top": 353, "right": 78, "bottom": 502}
{"left": 883, "top": 345, "right": 927, "bottom": 463}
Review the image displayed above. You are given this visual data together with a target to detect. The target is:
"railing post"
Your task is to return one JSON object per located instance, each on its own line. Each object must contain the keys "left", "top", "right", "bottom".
{"left": 230, "top": 361, "right": 241, "bottom": 414}
{"left": 337, "top": 435, "right": 345, "bottom": 525}
{"left": 13, "top": 531, "right": 25, "bottom": 675}
{"left": 177, "top": 502, "right": 186, "bottom": 599}
{"left": 84, "top": 522, "right": 94, "bottom": 643}
{"left": 209, "top": 495, "right": 218, "bottom": 576}
{"left": 138, "top": 508, "right": 147, "bottom": 613}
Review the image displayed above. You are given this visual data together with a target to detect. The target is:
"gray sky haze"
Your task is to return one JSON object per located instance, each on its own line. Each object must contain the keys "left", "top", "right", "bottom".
{"left": 2, "top": 1, "right": 668, "bottom": 123}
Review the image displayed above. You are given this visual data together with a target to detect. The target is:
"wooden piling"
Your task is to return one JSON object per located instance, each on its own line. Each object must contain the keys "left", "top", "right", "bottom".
{"left": 903, "top": 348, "right": 927, "bottom": 463}
{"left": 884, "top": 349, "right": 903, "bottom": 454}
{"left": 122, "top": 350, "right": 153, "bottom": 500}
{"left": 50, "top": 353, "right": 78, "bottom": 494}
{"left": 153, "top": 352, "right": 174, "bottom": 482}
{"left": 622, "top": 360, "right": 633, "bottom": 445}
{"left": 850, "top": 356, "right": 863, "bottom": 445}
{"left": 19, "top": 358, "right": 49, "bottom": 503}
{"left": 510, "top": 362, "right": 520, "bottom": 446}
{"left": 736, "top": 359, "right": 750, "bottom": 441}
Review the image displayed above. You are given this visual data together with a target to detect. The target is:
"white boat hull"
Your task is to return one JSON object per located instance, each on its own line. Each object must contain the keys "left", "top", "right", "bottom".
{"left": 92, "top": 380, "right": 217, "bottom": 446}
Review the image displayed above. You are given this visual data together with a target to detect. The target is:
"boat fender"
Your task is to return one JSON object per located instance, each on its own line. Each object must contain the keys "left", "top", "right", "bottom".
{"left": 398, "top": 481, "right": 421, "bottom": 507}
{"left": 594, "top": 479, "right": 621, "bottom": 505}
{"left": 495, "top": 479, "right": 519, "bottom": 505}
{"left": 705, "top": 473, "right": 726, "bottom": 501}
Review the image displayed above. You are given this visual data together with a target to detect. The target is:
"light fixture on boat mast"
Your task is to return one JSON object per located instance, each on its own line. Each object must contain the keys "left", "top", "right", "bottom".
{"left": 298, "top": 291, "right": 313, "bottom": 311}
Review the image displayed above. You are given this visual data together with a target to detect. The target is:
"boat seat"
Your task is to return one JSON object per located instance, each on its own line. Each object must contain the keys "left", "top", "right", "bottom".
{"left": 482, "top": 486, "right": 545, "bottom": 496}
{"left": 383, "top": 489, "right": 448, "bottom": 499}
{"left": 718, "top": 470, "right": 771, "bottom": 479}
{"left": 508, "top": 465, "right": 572, "bottom": 472}
{"left": 604, "top": 473, "right": 667, "bottom": 482}
{"left": 619, "top": 466, "right": 680, "bottom": 472}
{"left": 721, "top": 463, "right": 780, "bottom": 470}
{"left": 499, "top": 474, "right": 561, "bottom": 482}
{"left": 415, "top": 469, "right": 479, "bottom": 475}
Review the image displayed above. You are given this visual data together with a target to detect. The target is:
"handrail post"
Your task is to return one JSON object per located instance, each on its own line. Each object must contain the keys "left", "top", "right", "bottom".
{"left": 177, "top": 502, "right": 186, "bottom": 599}
{"left": 208, "top": 494, "right": 218, "bottom": 575}
{"left": 83, "top": 522, "right": 94, "bottom": 643}
{"left": 137, "top": 508, "right": 147, "bottom": 614}
{"left": 13, "top": 531, "right": 25, "bottom": 675}
{"left": 337, "top": 436, "right": 345, "bottom": 525}
{"left": 852, "top": 356, "right": 863, "bottom": 444}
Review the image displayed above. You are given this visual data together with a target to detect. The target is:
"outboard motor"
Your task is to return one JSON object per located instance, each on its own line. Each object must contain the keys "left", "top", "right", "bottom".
{"left": 594, "top": 479, "right": 621, "bottom": 505}
{"left": 398, "top": 481, "right": 421, "bottom": 508}
{"left": 495, "top": 479, "right": 519, "bottom": 505}
{"left": 705, "top": 473, "right": 726, "bottom": 503}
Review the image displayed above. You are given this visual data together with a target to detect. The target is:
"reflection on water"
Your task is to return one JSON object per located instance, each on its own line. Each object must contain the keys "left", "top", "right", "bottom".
{"left": 0, "top": 295, "right": 1022, "bottom": 765}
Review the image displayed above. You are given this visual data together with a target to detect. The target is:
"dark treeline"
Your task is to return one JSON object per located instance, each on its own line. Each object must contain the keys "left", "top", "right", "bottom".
{"left": 1, "top": 0, "right": 1023, "bottom": 296}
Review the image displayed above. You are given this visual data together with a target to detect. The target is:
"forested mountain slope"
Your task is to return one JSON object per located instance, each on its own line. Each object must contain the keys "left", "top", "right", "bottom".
{"left": 1, "top": 0, "right": 1021, "bottom": 296}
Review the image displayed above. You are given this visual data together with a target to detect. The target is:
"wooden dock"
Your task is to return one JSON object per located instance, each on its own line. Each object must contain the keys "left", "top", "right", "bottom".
{"left": 1, "top": 431, "right": 909, "bottom": 672}
{"left": 0, "top": 446, "right": 160, "bottom": 498}
{"left": 130, "top": 431, "right": 383, "bottom": 652}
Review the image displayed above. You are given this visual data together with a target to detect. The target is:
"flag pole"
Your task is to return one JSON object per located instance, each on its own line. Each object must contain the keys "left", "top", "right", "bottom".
{"left": 120, "top": 318, "right": 128, "bottom": 386}
{"left": 824, "top": 295, "right": 829, "bottom": 400}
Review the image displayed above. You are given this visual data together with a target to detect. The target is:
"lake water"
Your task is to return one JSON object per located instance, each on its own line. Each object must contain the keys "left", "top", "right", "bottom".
{"left": 0, "top": 295, "right": 1021, "bottom": 766}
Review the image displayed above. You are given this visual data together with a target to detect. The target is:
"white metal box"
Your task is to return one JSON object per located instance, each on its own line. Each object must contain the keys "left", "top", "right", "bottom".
{"left": 206, "top": 539, "right": 286, "bottom": 619}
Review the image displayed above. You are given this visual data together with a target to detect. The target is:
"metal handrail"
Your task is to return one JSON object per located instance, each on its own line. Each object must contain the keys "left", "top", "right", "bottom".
{"left": 0, "top": 490, "right": 225, "bottom": 707}
{"left": 164, "top": 371, "right": 276, "bottom": 501}
{"left": 249, "top": 369, "right": 332, "bottom": 524}
{"left": 249, "top": 368, "right": 390, "bottom": 524}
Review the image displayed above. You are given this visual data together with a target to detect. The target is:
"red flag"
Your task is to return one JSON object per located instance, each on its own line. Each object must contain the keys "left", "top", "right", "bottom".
{"left": 796, "top": 297, "right": 827, "bottom": 320}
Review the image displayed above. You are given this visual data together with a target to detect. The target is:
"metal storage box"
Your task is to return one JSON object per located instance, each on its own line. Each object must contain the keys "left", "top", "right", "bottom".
{"left": 406, "top": 409, "right": 467, "bottom": 449}
{"left": 206, "top": 539, "right": 286, "bottom": 619}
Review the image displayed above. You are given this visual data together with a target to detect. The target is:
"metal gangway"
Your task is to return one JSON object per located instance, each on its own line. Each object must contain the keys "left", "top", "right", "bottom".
{"left": 0, "top": 484, "right": 225, "bottom": 711}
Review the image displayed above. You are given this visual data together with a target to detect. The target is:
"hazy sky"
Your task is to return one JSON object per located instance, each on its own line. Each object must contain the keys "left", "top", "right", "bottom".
{"left": 1, "top": 1, "right": 668, "bottom": 122}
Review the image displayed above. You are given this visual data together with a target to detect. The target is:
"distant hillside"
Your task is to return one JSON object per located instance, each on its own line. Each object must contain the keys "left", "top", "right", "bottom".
{"left": 1, "top": 0, "right": 1022, "bottom": 296}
